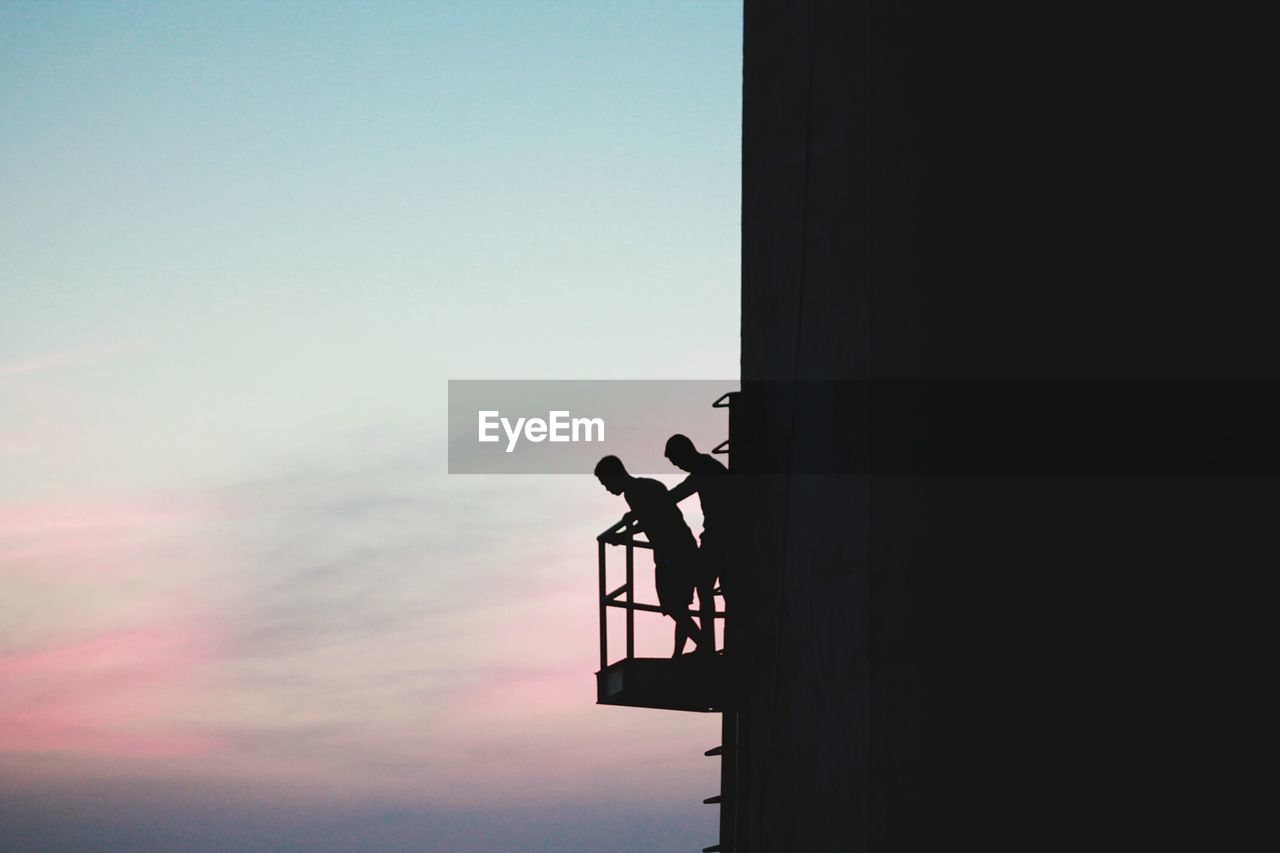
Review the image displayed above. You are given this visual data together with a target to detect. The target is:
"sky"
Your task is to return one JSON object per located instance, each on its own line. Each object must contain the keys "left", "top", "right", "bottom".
{"left": 0, "top": 2, "right": 742, "bottom": 850}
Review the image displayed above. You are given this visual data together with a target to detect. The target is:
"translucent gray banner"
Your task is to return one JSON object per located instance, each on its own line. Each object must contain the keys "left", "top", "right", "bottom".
{"left": 447, "top": 380, "right": 736, "bottom": 474}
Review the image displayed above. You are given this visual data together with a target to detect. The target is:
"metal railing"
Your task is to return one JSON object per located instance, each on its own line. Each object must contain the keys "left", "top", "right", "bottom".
{"left": 597, "top": 517, "right": 725, "bottom": 670}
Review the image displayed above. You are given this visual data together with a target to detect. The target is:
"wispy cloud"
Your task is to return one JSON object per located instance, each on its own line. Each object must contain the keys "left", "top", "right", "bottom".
{"left": 0, "top": 611, "right": 224, "bottom": 758}
{"left": 0, "top": 343, "right": 135, "bottom": 456}
{"left": 0, "top": 344, "right": 127, "bottom": 379}
{"left": 0, "top": 498, "right": 202, "bottom": 576}
{"left": 0, "top": 491, "right": 224, "bottom": 758}
{"left": 0, "top": 350, "right": 86, "bottom": 378}
{"left": 0, "top": 432, "right": 717, "bottom": 821}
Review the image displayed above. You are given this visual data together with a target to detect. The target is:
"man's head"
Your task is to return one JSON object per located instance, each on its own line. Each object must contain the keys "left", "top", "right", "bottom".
{"left": 664, "top": 434, "right": 699, "bottom": 472}
{"left": 594, "top": 455, "right": 629, "bottom": 494}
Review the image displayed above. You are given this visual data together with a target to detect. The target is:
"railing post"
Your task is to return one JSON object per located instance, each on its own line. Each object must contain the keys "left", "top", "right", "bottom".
{"left": 599, "top": 538, "right": 608, "bottom": 670}
{"left": 625, "top": 526, "right": 635, "bottom": 661}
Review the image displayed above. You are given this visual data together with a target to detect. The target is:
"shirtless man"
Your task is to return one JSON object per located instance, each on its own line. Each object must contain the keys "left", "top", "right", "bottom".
{"left": 665, "top": 434, "right": 731, "bottom": 652}
{"left": 595, "top": 455, "right": 705, "bottom": 657}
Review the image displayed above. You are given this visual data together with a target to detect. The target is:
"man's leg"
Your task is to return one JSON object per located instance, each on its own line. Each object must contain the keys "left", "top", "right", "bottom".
{"left": 697, "top": 538, "right": 725, "bottom": 652}
{"left": 671, "top": 612, "right": 702, "bottom": 658}
{"left": 696, "top": 578, "right": 716, "bottom": 655}
{"left": 663, "top": 554, "right": 704, "bottom": 657}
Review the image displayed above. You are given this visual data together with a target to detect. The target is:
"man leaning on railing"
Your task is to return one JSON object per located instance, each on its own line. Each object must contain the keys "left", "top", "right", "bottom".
{"left": 594, "top": 455, "right": 709, "bottom": 658}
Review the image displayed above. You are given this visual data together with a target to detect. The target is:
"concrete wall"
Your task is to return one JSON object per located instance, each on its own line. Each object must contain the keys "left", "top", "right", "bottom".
{"left": 737, "top": 2, "right": 870, "bottom": 848}
{"left": 738, "top": 1, "right": 1279, "bottom": 849}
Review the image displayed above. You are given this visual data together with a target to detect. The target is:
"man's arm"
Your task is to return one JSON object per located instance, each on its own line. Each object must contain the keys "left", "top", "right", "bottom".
{"left": 668, "top": 474, "right": 697, "bottom": 504}
{"left": 598, "top": 511, "right": 639, "bottom": 544}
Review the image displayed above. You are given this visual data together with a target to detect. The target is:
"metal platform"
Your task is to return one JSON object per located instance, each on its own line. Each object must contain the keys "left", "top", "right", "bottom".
{"left": 596, "top": 654, "right": 725, "bottom": 713}
{"left": 593, "top": 392, "right": 738, "bottom": 851}
{"left": 595, "top": 516, "right": 727, "bottom": 713}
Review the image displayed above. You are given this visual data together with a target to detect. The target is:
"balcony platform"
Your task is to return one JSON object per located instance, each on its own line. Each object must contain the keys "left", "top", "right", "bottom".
{"left": 596, "top": 654, "right": 726, "bottom": 713}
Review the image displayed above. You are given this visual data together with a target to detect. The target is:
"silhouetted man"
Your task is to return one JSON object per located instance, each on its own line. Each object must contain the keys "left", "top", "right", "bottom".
{"left": 594, "top": 455, "right": 706, "bottom": 657}
{"left": 665, "top": 434, "right": 731, "bottom": 646}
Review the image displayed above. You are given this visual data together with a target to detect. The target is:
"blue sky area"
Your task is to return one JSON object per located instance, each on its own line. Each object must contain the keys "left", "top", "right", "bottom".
{"left": 0, "top": 2, "right": 742, "bottom": 850}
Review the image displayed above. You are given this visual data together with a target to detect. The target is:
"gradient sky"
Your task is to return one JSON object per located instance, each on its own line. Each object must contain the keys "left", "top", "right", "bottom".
{"left": 0, "top": 3, "right": 741, "bottom": 850}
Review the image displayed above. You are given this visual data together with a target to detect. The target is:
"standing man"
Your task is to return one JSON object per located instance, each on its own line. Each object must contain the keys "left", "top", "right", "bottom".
{"left": 594, "top": 455, "right": 706, "bottom": 657}
{"left": 665, "top": 434, "right": 731, "bottom": 653}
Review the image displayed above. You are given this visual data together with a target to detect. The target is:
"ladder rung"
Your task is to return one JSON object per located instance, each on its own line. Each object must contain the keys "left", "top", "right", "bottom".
{"left": 703, "top": 795, "right": 723, "bottom": 805}
{"left": 704, "top": 745, "right": 723, "bottom": 756}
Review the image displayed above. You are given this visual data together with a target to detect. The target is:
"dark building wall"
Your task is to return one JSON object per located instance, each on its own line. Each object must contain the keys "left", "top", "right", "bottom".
{"left": 738, "top": 2, "right": 870, "bottom": 849}
{"left": 738, "top": 1, "right": 1279, "bottom": 850}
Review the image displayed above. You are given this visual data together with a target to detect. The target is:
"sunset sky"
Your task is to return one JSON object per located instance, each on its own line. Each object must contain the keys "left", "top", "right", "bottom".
{"left": 0, "top": 2, "right": 741, "bottom": 849}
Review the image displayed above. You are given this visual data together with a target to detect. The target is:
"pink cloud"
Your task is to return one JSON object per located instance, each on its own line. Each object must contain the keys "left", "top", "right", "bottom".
{"left": 0, "top": 719, "right": 223, "bottom": 758}
{"left": 0, "top": 500, "right": 196, "bottom": 536}
{"left": 0, "top": 378, "right": 85, "bottom": 452}
{"left": 0, "top": 498, "right": 203, "bottom": 579}
{"left": 455, "top": 663, "right": 591, "bottom": 716}
{"left": 0, "top": 344, "right": 130, "bottom": 378}
{"left": 0, "top": 496, "right": 225, "bottom": 758}
{"left": 0, "top": 621, "right": 225, "bottom": 758}
{"left": 0, "top": 350, "right": 86, "bottom": 377}
{"left": 0, "top": 343, "right": 137, "bottom": 450}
